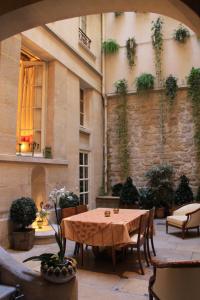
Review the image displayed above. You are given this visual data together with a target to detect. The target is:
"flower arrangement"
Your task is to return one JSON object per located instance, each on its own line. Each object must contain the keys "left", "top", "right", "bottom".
{"left": 23, "top": 187, "right": 77, "bottom": 283}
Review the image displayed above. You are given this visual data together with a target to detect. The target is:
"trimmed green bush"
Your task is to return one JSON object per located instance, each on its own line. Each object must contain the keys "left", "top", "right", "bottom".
{"left": 102, "top": 39, "right": 119, "bottom": 54}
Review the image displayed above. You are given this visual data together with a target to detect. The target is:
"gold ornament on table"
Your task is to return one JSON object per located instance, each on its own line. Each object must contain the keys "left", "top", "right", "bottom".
{"left": 104, "top": 210, "right": 111, "bottom": 217}
{"left": 113, "top": 208, "right": 119, "bottom": 214}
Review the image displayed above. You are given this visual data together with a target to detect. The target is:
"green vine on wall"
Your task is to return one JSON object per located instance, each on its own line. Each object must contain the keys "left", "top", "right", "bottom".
{"left": 151, "top": 17, "right": 165, "bottom": 158}
{"left": 114, "top": 79, "right": 129, "bottom": 180}
{"left": 187, "top": 67, "right": 200, "bottom": 159}
{"left": 165, "top": 75, "right": 178, "bottom": 105}
{"left": 126, "top": 37, "right": 137, "bottom": 68}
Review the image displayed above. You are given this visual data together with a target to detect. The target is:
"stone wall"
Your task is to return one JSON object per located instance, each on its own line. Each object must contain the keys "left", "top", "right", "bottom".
{"left": 107, "top": 89, "right": 198, "bottom": 192}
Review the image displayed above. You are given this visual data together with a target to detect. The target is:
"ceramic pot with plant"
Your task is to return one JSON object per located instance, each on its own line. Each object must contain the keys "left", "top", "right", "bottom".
{"left": 10, "top": 197, "right": 37, "bottom": 250}
{"left": 24, "top": 188, "right": 77, "bottom": 284}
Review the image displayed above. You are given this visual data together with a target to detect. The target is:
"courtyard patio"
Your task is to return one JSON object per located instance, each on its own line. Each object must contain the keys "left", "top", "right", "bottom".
{"left": 8, "top": 219, "right": 200, "bottom": 300}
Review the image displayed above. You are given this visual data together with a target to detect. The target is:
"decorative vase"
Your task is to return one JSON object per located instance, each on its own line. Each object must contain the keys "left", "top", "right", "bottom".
{"left": 41, "top": 259, "right": 76, "bottom": 284}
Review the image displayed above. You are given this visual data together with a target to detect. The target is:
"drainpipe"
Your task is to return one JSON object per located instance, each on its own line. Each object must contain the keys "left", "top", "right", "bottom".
{"left": 101, "top": 13, "right": 108, "bottom": 194}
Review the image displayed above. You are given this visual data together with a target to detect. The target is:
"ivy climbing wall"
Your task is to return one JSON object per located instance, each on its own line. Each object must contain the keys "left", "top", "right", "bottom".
{"left": 107, "top": 88, "right": 198, "bottom": 191}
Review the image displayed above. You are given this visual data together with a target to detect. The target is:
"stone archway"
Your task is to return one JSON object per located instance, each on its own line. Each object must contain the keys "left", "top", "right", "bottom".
{"left": 0, "top": 0, "right": 200, "bottom": 41}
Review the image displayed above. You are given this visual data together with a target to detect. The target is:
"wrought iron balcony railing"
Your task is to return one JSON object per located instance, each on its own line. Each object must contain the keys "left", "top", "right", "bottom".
{"left": 79, "top": 28, "right": 91, "bottom": 49}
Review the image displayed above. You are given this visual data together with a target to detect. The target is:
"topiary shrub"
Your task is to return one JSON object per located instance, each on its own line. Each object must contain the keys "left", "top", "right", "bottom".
{"left": 10, "top": 197, "right": 37, "bottom": 230}
{"left": 120, "top": 177, "right": 140, "bottom": 206}
{"left": 59, "top": 191, "right": 80, "bottom": 208}
{"left": 102, "top": 39, "right": 119, "bottom": 54}
{"left": 136, "top": 73, "right": 155, "bottom": 93}
{"left": 175, "top": 175, "right": 193, "bottom": 206}
{"left": 112, "top": 183, "right": 123, "bottom": 197}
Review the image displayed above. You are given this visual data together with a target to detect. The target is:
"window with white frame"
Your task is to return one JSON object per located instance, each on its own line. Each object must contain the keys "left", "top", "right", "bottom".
{"left": 16, "top": 51, "right": 46, "bottom": 155}
{"left": 80, "top": 89, "right": 84, "bottom": 126}
{"left": 79, "top": 16, "right": 87, "bottom": 34}
{"left": 79, "top": 152, "right": 89, "bottom": 205}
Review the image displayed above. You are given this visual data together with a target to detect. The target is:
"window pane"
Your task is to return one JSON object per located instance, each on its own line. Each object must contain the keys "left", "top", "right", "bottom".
{"left": 80, "top": 114, "right": 84, "bottom": 126}
{"left": 85, "top": 180, "right": 88, "bottom": 192}
{"left": 79, "top": 152, "right": 83, "bottom": 165}
{"left": 84, "top": 154, "right": 88, "bottom": 165}
{"left": 80, "top": 166, "right": 84, "bottom": 179}
{"left": 85, "top": 167, "right": 88, "bottom": 179}
{"left": 80, "top": 194, "right": 84, "bottom": 205}
{"left": 80, "top": 180, "right": 84, "bottom": 193}
{"left": 85, "top": 193, "right": 88, "bottom": 205}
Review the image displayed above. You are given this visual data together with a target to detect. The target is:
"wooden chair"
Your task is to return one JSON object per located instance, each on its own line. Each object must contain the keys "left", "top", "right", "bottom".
{"left": 146, "top": 207, "right": 156, "bottom": 261}
{"left": 127, "top": 213, "right": 149, "bottom": 274}
{"left": 61, "top": 207, "right": 77, "bottom": 220}
{"left": 149, "top": 258, "right": 200, "bottom": 300}
{"left": 76, "top": 204, "right": 88, "bottom": 214}
{"left": 166, "top": 203, "right": 200, "bottom": 239}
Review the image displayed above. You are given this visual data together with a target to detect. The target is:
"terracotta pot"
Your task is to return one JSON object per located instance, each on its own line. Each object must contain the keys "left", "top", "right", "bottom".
{"left": 12, "top": 228, "right": 35, "bottom": 251}
{"left": 155, "top": 207, "right": 165, "bottom": 218}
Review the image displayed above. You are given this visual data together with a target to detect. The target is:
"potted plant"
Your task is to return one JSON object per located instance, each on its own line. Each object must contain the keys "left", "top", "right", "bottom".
{"left": 175, "top": 175, "right": 193, "bottom": 207}
{"left": 139, "top": 187, "right": 154, "bottom": 209}
{"left": 102, "top": 39, "right": 119, "bottom": 54}
{"left": 173, "top": 24, "right": 190, "bottom": 43}
{"left": 10, "top": 197, "right": 37, "bottom": 250}
{"left": 120, "top": 177, "right": 140, "bottom": 208}
{"left": 23, "top": 189, "right": 77, "bottom": 284}
{"left": 112, "top": 183, "right": 123, "bottom": 197}
{"left": 136, "top": 73, "right": 155, "bottom": 93}
{"left": 145, "top": 165, "right": 174, "bottom": 218}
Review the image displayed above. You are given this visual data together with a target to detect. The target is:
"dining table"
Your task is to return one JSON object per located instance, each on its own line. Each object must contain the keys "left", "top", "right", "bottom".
{"left": 61, "top": 207, "right": 148, "bottom": 268}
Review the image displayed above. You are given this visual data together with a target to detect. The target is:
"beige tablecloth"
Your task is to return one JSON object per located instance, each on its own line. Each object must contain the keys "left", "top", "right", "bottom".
{"left": 61, "top": 208, "right": 147, "bottom": 247}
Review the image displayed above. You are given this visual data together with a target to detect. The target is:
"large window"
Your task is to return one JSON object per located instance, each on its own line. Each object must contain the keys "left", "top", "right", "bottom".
{"left": 80, "top": 89, "right": 84, "bottom": 126}
{"left": 79, "top": 152, "right": 89, "bottom": 205}
{"left": 16, "top": 53, "right": 46, "bottom": 155}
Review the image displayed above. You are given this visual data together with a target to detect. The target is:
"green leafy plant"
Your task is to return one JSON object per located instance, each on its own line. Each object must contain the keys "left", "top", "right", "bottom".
{"left": 165, "top": 75, "right": 178, "bottom": 104}
{"left": 136, "top": 73, "right": 155, "bottom": 93}
{"left": 112, "top": 183, "right": 123, "bottom": 197}
{"left": 139, "top": 187, "right": 154, "bottom": 209}
{"left": 114, "top": 78, "right": 128, "bottom": 94}
{"left": 175, "top": 175, "right": 193, "bottom": 206}
{"left": 173, "top": 25, "right": 190, "bottom": 43}
{"left": 59, "top": 190, "right": 80, "bottom": 208}
{"left": 115, "top": 79, "right": 129, "bottom": 179}
{"left": 10, "top": 197, "right": 37, "bottom": 230}
{"left": 196, "top": 186, "right": 200, "bottom": 202}
{"left": 126, "top": 37, "right": 137, "bottom": 67}
{"left": 102, "top": 39, "right": 119, "bottom": 54}
{"left": 114, "top": 12, "right": 123, "bottom": 17}
{"left": 151, "top": 17, "right": 163, "bottom": 84}
{"left": 120, "top": 177, "right": 140, "bottom": 206}
{"left": 145, "top": 165, "right": 174, "bottom": 208}
{"left": 187, "top": 67, "right": 200, "bottom": 158}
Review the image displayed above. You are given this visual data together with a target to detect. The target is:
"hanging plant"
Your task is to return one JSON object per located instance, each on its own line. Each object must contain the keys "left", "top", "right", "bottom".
{"left": 136, "top": 73, "right": 155, "bottom": 93}
{"left": 126, "top": 37, "right": 137, "bottom": 68}
{"left": 151, "top": 17, "right": 164, "bottom": 84}
{"left": 102, "top": 39, "right": 119, "bottom": 54}
{"left": 187, "top": 67, "right": 200, "bottom": 158}
{"left": 114, "top": 79, "right": 129, "bottom": 179}
{"left": 165, "top": 75, "right": 178, "bottom": 104}
{"left": 114, "top": 78, "right": 128, "bottom": 94}
{"left": 173, "top": 25, "right": 190, "bottom": 43}
{"left": 114, "top": 12, "right": 123, "bottom": 17}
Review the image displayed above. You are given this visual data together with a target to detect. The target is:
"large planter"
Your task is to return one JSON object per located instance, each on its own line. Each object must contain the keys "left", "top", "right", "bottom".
{"left": 41, "top": 258, "right": 76, "bottom": 284}
{"left": 155, "top": 207, "right": 165, "bottom": 219}
{"left": 12, "top": 228, "right": 35, "bottom": 251}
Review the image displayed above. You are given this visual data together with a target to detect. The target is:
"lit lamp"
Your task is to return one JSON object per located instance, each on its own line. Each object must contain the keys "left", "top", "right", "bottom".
{"left": 20, "top": 135, "right": 33, "bottom": 153}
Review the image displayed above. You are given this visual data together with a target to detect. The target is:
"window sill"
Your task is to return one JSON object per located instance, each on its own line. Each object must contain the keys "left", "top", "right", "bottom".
{"left": 0, "top": 154, "right": 68, "bottom": 166}
{"left": 79, "top": 127, "right": 91, "bottom": 135}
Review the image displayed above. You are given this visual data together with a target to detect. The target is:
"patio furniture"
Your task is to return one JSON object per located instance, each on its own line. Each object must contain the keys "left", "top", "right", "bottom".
{"left": 149, "top": 258, "right": 200, "bottom": 300}
{"left": 166, "top": 203, "right": 200, "bottom": 239}
{"left": 146, "top": 207, "right": 156, "bottom": 261}
{"left": 76, "top": 205, "right": 88, "bottom": 214}
{"left": 0, "top": 284, "right": 23, "bottom": 300}
{"left": 0, "top": 247, "right": 78, "bottom": 300}
{"left": 61, "top": 208, "right": 148, "bottom": 268}
{"left": 61, "top": 207, "right": 77, "bottom": 220}
{"left": 126, "top": 214, "right": 149, "bottom": 275}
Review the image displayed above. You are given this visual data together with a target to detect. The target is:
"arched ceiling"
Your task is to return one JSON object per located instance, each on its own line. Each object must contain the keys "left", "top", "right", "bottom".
{"left": 0, "top": 0, "right": 200, "bottom": 41}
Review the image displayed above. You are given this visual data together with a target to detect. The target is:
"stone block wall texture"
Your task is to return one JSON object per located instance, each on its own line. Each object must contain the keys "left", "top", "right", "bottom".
{"left": 107, "top": 89, "right": 198, "bottom": 192}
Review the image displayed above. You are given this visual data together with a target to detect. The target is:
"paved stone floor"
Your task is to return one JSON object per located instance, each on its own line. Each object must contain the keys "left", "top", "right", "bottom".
{"left": 8, "top": 220, "right": 200, "bottom": 300}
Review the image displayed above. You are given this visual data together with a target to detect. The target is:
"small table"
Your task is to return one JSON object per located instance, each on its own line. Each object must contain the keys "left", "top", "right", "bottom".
{"left": 61, "top": 208, "right": 147, "bottom": 267}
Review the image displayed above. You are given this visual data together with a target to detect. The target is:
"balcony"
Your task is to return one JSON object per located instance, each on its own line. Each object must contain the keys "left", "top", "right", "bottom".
{"left": 79, "top": 28, "right": 91, "bottom": 49}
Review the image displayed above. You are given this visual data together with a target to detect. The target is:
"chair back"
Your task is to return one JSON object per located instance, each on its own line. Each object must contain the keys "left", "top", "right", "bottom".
{"left": 147, "top": 207, "right": 155, "bottom": 238}
{"left": 137, "top": 213, "right": 148, "bottom": 244}
{"left": 187, "top": 208, "right": 200, "bottom": 228}
{"left": 61, "top": 207, "right": 76, "bottom": 219}
{"left": 76, "top": 205, "right": 88, "bottom": 214}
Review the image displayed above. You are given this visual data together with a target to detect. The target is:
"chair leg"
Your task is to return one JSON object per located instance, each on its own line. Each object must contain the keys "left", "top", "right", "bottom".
{"left": 150, "top": 235, "right": 156, "bottom": 257}
{"left": 74, "top": 242, "right": 80, "bottom": 255}
{"left": 166, "top": 222, "right": 168, "bottom": 234}
{"left": 111, "top": 247, "right": 116, "bottom": 271}
{"left": 137, "top": 247, "right": 144, "bottom": 275}
{"left": 197, "top": 226, "right": 200, "bottom": 236}
{"left": 80, "top": 243, "right": 84, "bottom": 266}
{"left": 149, "top": 292, "right": 154, "bottom": 300}
{"left": 182, "top": 227, "right": 185, "bottom": 239}
{"left": 147, "top": 237, "right": 151, "bottom": 261}
{"left": 144, "top": 240, "right": 149, "bottom": 267}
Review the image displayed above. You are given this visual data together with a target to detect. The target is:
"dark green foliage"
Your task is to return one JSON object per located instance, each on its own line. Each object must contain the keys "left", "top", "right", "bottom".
{"left": 139, "top": 187, "right": 154, "bottom": 209}
{"left": 165, "top": 75, "right": 178, "bottom": 104}
{"left": 145, "top": 165, "right": 174, "bottom": 208}
{"left": 10, "top": 197, "right": 37, "bottom": 230}
{"left": 175, "top": 175, "right": 193, "bottom": 205}
{"left": 196, "top": 186, "right": 200, "bottom": 202}
{"left": 136, "top": 73, "right": 155, "bottom": 93}
{"left": 120, "top": 177, "right": 140, "bottom": 205}
{"left": 114, "top": 12, "right": 123, "bottom": 17}
{"left": 59, "top": 192, "right": 79, "bottom": 208}
{"left": 187, "top": 67, "right": 200, "bottom": 158}
{"left": 126, "top": 37, "right": 137, "bottom": 67}
{"left": 112, "top": 183, "right": 123, "bottom": 197}
{"left": 151, "top": 17, "right": 163, "bottom": 82}
{"left": 102, "top": 39, "right": 119, "bottom": 54}
{"left": 173, "top": 25, "right": 190, "bottom": 43}
{"left": 114, "top": 79, "right": 128, "bottom": 94}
